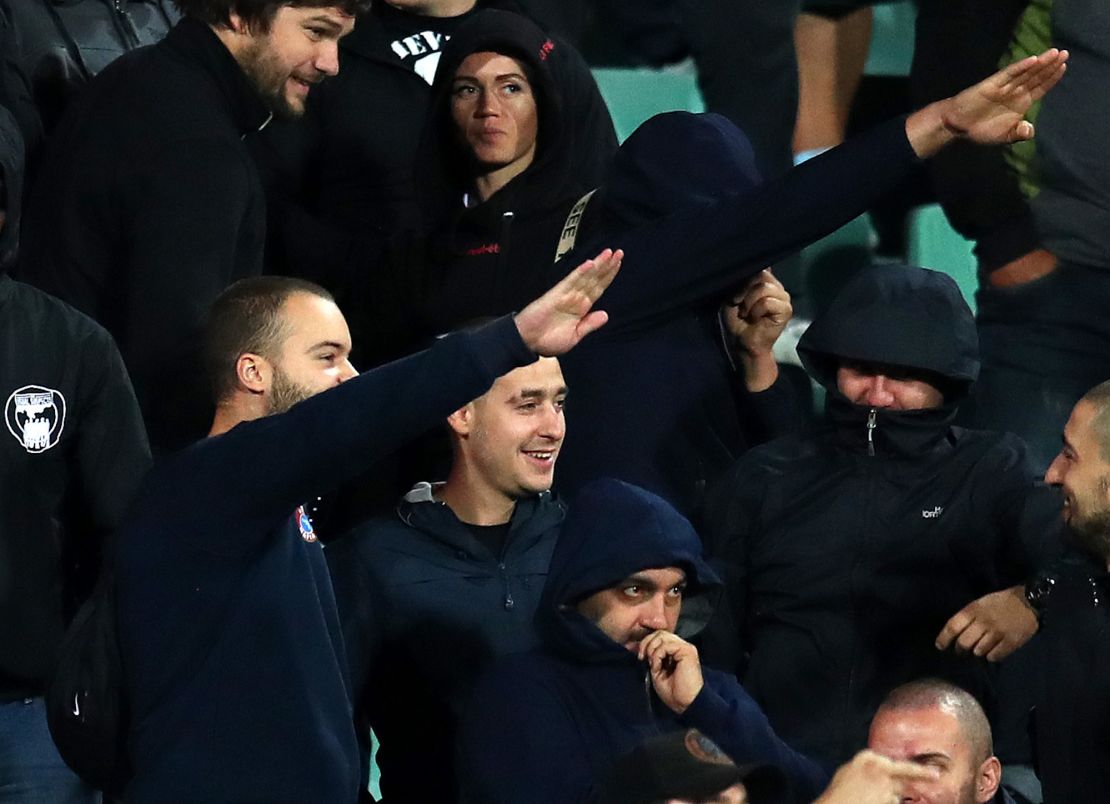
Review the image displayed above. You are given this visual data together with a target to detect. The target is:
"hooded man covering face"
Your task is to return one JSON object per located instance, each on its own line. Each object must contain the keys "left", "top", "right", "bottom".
{"left": 457, "top": 478, "right": 827, "bottom": 804}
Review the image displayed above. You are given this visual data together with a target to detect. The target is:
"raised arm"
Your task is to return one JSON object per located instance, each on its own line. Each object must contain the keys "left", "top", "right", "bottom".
{"left": 142, "top": 250, "right": 623, "bottom": 551}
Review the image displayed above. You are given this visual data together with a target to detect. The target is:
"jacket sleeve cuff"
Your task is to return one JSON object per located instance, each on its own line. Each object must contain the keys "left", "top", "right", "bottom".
{"left": 463, "top": 315, "right": 536, "bottom": 383}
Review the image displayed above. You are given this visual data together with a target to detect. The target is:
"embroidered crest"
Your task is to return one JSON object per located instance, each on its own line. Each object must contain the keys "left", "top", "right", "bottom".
{"left": 296, "top": 505, "right": 318, "bottom": 543}
{"left": 5, "top": 385, "right": 66, "bottom": 454}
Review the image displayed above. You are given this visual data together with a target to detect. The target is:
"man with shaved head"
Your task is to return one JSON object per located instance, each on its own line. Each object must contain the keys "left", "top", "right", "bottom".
{"left": 867, "top": 680, "right": 1009, "bottom": 804}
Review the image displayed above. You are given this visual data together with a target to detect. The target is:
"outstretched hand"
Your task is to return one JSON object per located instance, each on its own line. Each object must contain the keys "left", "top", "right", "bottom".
{"left": 906, "top": 48, "right": 1068, "bottom": 158}
{"left": 946, "top": 47, "right": 1068, "bottom": 143}
{"left": 514, "top": 249, "right": 623, "bottom": 356}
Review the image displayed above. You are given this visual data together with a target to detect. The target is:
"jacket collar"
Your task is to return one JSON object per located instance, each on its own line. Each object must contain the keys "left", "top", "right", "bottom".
{"left": 163, "top": 18, "right": 273, "bottom": 136}
{"left": 397, "top": 482, "right": 564, "bottom": 558}
{"left": 826, "top": 394, "right": 957, "bottom": 461}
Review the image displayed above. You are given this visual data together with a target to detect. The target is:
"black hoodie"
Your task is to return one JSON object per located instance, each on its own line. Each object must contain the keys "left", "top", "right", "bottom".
{"left": 0, "top": 105, "right": 151, "bottom": 701}
{"left": 458, "top": 478, "right": 827, "bottom": 804}
{"left": 701, "top": 265, "right": 1063, "bottom": 767}
{"left": 411, "top": 9, "right": 617, "bottom": 336}
{"left": 18, "top": 18, "right": 272, "bottom": 454}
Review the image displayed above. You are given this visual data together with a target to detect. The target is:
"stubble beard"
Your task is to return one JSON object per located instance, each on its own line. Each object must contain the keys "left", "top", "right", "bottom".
{"left": 268, "top": 366, "right": 316, "bottom": 415}
{"left": 238, "top": 37, "right": 305, "bottom": 120}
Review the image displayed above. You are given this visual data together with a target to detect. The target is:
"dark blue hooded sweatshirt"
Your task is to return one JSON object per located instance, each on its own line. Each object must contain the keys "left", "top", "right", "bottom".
{"left": 544, "top": 110, "right": 922, "bottom": 517}
{"left": 457, "top": 478, "right": 826, "bottom": 803}
{"left": 114, "top": 317, "right": 535, "bottom": 803}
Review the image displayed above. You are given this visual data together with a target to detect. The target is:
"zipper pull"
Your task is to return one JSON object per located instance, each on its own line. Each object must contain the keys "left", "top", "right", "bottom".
{"left": 866, "top": 408, "right": 877, "bottom": 457}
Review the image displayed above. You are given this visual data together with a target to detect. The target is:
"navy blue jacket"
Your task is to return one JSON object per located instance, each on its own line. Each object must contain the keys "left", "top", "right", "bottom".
{"left": 328, "top": 484, "right": 564, "bottom": 802}
{"left": 114, "top": 318, "right": 534, "bottom": 803}
{"left": 458, "top": 478, "right": 826, "bottom": 804}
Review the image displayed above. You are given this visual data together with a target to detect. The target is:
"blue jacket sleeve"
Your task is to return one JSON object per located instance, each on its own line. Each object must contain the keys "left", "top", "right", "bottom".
{"left": 682, "top": 671, "right": 829, "bottom": 803}
{"left": 139, "top": 316, "right": 534, "bottom": 555}
{"left": 564, "top": 116, "right": 920, "bottom": 331}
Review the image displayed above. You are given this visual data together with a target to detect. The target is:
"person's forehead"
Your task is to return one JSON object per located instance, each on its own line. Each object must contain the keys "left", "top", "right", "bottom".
{"left": 623, "top": 566, "right": 686, "bottom": 586}
{"left": 455, "top": 50, "right": 528, "bottom": 78}
{"left": 279, "top": 293, "right": 347, "bottom": 341}
{"left": 489, "top": 357, "right": 565, "bottom": 397}
{"left": 870, "top": 706, "right": 963, "bottom": 758}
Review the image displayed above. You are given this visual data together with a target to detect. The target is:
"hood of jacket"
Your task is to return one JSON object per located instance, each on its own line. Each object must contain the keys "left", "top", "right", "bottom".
{"left": 535, "top": 478, "right": 720, "bottom": 665}
{"left": 397, "top": 481, "right": 564, "bottom": 557}
{"left": 798, "top": 265, "right": 980, "bottom": 457}
{"left": 0, "top": 106, "right": 24, "bottom": 272}
{"left": 416, "top": 9, "right": 609, "bottom": 232}
{"left": 587, "top": 111, "right": 762, "bottom": 233}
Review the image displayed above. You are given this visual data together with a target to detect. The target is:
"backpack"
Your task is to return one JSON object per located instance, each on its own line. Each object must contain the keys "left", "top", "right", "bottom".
{"left": 45, "top": 567, "right": 130, "bottom": 796}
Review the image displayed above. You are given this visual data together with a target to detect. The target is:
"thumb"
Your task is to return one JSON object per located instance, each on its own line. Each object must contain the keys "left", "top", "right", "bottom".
{"left": 1012, "top": 120, "right": 1035, "bottom": 142}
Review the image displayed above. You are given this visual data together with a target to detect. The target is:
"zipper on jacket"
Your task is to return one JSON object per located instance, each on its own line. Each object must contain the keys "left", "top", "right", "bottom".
{"left": 866, "top": 408, "right": 877, "bottom": 457}
{"left": 498, "top": 562, "right": 514, "bottom": 611}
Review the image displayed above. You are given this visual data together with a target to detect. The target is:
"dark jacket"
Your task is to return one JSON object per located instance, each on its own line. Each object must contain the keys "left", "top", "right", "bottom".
{"left": 1033, "top": 559, "right": 1110, "bottom": 804}
{"left": 0, "top": 106, "right": 151, "bottom": 701}
{"left": 328, "top": 484, "right": 564, "bottom": 803}
{"left": 115, "top": 316, "right": 535, "bottom": 803}
{"left": 701, "top": 266, "right": 1062, "bottom": 767}
{"left": 458, "top": 478, "right": 827, "bottom": 804}
{"left": 19, "top": 18, "right": 272, "bottom": 454}
{"left": 0, "top": 0, "right": 177, "bottom": 141}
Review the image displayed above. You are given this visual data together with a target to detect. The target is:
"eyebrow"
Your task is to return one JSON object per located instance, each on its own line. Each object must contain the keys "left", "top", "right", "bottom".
{"left": 910, "top": 752, "right": 951, "bottom": 764}
{"left": 453, "top": 72, "right": 529, "bottom": 83}
{"left": 305, "top": 340, "right": 347, "bottom": 354}
{"left": 515, "top": 386, "right": 569, "bottom": 401}
{"left": 618, "top": 573, "right": 687, "bottom": 592}
{"left": 304, "top": 15, "right": 345, "bottom": 34}
{"left": 1062, "top": 432, "right": 1078, "bottom": 457}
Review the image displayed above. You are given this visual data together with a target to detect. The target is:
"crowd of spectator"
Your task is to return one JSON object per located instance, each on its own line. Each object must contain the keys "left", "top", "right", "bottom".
{"left": 1, "top": 1, "right": 1107, "bottom": 803}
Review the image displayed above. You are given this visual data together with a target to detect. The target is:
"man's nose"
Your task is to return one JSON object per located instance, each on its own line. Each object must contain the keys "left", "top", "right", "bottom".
{"left": 1044, "top": 452, "right": 1066, "bottom": 485}
{"left": 865, "top": 375, "right": 895, "bottom": 408}
{"left": 315, "top": 41, "right": 340, "bottom": 77}
{"left": 538, "top": 406, "right": 565, "bottom": 440}
{"left": 338, "top": 359, "right": 358, "bottom": 383}
{"left": 640, "top": 596, "right": 668, "bottom": 631}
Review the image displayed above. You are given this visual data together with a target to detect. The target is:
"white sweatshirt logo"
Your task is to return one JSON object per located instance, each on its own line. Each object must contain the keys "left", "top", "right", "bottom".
{"left": 5, "top": 385, "right": 66, "bottom": 453}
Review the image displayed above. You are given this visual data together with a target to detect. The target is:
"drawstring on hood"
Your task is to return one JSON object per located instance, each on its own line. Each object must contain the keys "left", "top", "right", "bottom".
{"left": 535, "top": 478, "right": 720, "bottom": 665}
{"left": 798, "top": 265, "right": 979, "bottom": 458}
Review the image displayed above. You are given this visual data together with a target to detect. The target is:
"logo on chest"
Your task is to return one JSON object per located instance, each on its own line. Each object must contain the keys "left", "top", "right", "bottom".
{"left": 5, "top": 385, "right": 66, "bottom": 454}
{"left": 922, "top": 506, "right": 944, "bottom": 519}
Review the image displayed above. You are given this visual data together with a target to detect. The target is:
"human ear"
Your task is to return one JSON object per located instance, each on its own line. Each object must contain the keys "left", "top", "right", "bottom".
{"left": 975, "top": 756, "right": 1001, "bottom": 802}
{"left": 236, "top": 353, "right": 271, "bottom": 395}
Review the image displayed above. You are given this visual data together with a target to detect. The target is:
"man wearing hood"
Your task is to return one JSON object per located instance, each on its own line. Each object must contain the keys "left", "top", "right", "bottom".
{"left": 701, "top": 266, "right": 1062, "bottom": 773}
{"left": 458, "top": 478, "right": 828, "bottom": 804}
{"left": 328, "top": 355, "right": 568, "bottom": 802}
{"left": 0, "top": 105, "right": 150, "bottom": 801}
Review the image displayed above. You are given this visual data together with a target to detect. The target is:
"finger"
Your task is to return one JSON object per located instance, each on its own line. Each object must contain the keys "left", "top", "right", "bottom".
{"left": 986, "top": 639, "right": 1017, "bottom": 663}
{"left": 1029, "top": 62, "right": 1067, "bottom": 103}
{"left": 1010, "top": 121, "right": 1035, "bottom": 143}
{"left": 972, "top": 630, "right": 1004, "bottom": 658}
{"left": 935, "top": 610, "right": 973, "bottom": 650}
{"left": 956, "top": 621, "right": 988, "bottom": 653}
{"left": 574, "top": 310, "right": 609, "bottom": 341}
{"left": 889, "top": 762, "right": 942, "bottom": 783}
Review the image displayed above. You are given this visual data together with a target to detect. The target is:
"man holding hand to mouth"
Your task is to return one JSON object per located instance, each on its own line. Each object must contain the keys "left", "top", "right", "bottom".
{"left": 328, "top": 353, "right": 570, "bottom": 802}
{"left": 457, "top": 478, "right": 827, "bottom": 804}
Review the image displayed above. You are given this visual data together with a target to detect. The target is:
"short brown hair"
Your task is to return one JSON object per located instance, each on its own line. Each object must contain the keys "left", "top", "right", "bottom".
{"left": 202, "top": 276, "right": 334, "bottom": 403}
{"left": 1081, "top": 380, "right": 1110, "bottom": 463}
{"left": 174, "top": 0, "right": 371, "bottom": 33}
